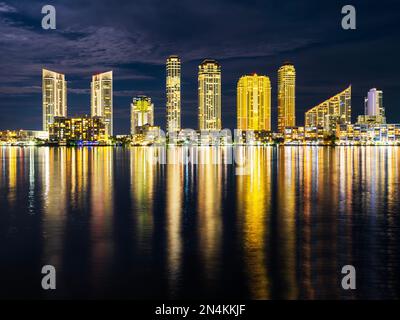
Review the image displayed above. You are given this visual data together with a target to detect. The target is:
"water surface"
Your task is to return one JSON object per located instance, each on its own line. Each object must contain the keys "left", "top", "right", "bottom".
{"left": 0, "top": 146, "right": 399, "bottom": 299}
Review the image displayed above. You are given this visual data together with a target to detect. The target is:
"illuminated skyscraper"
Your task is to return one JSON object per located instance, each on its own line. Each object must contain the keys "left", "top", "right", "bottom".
{"left": 365, "top": 88, "right": 384, "bottom": 116}
{"left": 198, "top": 59, "right": 221, "bottom": 130}
{"left": 42, "top": 69, "right": 67, "bottom": 131}
{"left": 277, "top": 62, "right": 296, "bottom": 132}
{"left": 305, "top": 85, "right": 351, "bottom": 134}
{"left": 358, "top": 88, "right": 386, "bottom": 124}
{"left": 131, "top": 95, "right": 154, "bottom": 135}
{"left": 91, "top": 71, "right": 113, "bottom": 136}
{"left": 237, "top": 74, "right": 271, "bottom": 131}
{"left": 166, "top": 55, "right": 181, "bottom": 133}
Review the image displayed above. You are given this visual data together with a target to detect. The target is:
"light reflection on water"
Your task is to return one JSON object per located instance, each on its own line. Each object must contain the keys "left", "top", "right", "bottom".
{"left": 0, "top": 146, "right": 399, "bottom": 299}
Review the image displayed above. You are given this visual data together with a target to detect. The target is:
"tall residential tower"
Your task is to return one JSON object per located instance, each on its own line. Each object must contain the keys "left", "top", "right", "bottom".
{"left": 42, "top": 69, "right": 67, "bottom": 131}
{"left": 277, "top": 62, "right": 296, "bottom": 133}
{"left": 130, "top": 95, "right": 154, "bottom": 135}
{"left": 166, "top": 55, "right": 181, "bottom": 133}
{"left": 198, "top": 59, "right": 221, "bottom": 130}
{"left": 91, "top": 71, "right": 113, "bottom": 136}
{"left": 237, "top": 74, "right": 271, "bottom": 131}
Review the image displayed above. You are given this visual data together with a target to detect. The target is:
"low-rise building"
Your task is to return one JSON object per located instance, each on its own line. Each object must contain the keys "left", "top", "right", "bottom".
{"left": 49, "top": 116, "right": 107, "bottom": 144}
{"left": 337, "top": 123, "right": 400, "bottom": 145}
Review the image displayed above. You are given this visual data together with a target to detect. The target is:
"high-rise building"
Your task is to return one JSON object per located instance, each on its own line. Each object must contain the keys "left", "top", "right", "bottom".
{"left": 91, "top": 71, "right": 113, "bottom": 136}
{"left": 237, "top": 74, "right": 271, "bottom": 131}
{"left": 358, "top": 88, "right": 386, "bottom": 125}
{"left": 277, "top": 62, "right": 296, "bottom": 133}
{"left": 42, "top": 69, "right": 67, "bottom": 132}
{"left": 131, "top": 95, "right": 154, "bottom": 135}
{"left": 198, "top": 59, "right": 221, "bottom": 130}
{"left": 365, "top": 88, "right": 384, "bottom": 116}
{"left": 166, "top": 55, "right": 181, "bottom": 133}
{"left": 305, "top": 86, "right": 352, "bottom": 134}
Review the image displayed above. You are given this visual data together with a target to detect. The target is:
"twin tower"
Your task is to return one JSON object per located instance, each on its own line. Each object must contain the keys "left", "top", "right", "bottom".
{"left": 42, "top": 69, "right": 113, "bottom": 135}
{"left": 166, "top": 56, "right": 296, "bottom": 134}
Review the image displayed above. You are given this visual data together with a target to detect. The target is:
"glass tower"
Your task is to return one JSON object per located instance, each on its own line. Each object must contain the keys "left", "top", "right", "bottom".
{"left": 166, "top": 55, "right": 181, "bottom": 133}
{"left": 42, "top": 69, "right": 67, "bottom": 132}
{"left": 237, "top": 74, "right": 271, "bottom": 131}
{"left": 91, "top": 71, "right": 113, "bottom": 136}
{"left": 198, "top": 59, "right": 221, "bottom": 130}
{"left": 277, "top": 62, "right": 296, "bottom": 133}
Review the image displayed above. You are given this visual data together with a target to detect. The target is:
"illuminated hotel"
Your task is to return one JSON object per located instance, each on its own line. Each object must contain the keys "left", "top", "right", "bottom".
{"left": 357, "top": 88, "right": 386, "bottom": 125}
{"left": 166, "top": 55, "right": 181, "bottom": 133}
{"left": 198, "top": 59, "right": 222, "bottom": 130}
{"left": 305, "top": 85, "right": 352, "bottom": 135}
{"left": 48, "top": 116, "right": 107, "bottom": 143}
{"left": 277, "top": 62, "right": 296, "bottom": 133}
{"left": 237, "top": 74, "right": 271, "bottom": 131}
{"left": 130, "top": 95, "right": 154, "bottom": 135}
{"left": 91, "top": 71, "right": 113, "bottom": 136}
{"left": 42, "top": 69, "right": 67, "bottom": 132}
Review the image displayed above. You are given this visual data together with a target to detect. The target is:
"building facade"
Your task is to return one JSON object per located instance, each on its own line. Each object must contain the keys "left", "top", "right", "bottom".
{"left": 48, "top": 116, "right": 106, "bottom": 143}
{"left": 337, "top": 123, "right": 400, "bottom": 145}
{"left": 237, "top": 74, "right": 271, "bottom": 131}
{"left": 358, "top": 88, "right": 386, "bottom": 124}
{"left": 130, "top": 95, "right": 154, "bottom": 135}
{"left": 277, "top": 62, "right": 296, "bottom": 133}
{"left": 166, "top": 55, "right": 181, "bottom": 133}
{"left": 198, "top": 59, "right": 222, "bottom": 130}
{"left": 42, "top": 69, "right": 67, "bottom": 132}
{"left": 305, "top": 85, "right": 352, "bottom": 135}
{"left": 91, "top": 71, "right": 113, "bottom": 136}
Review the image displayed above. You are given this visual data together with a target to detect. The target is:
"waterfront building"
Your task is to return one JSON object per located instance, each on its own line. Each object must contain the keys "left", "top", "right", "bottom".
{"left": 277, "top": 62, "right": 296, "bottom": 133}
{"left": 357, "top": 88, "right": 386, "bottom": 124}
{"left": 237, "top": 74, "right": 271, "bottom": 131}
{"left": 91, "top": 71, "right": 113, "bottom": 136}
{"left": 337, "top": 123, "right": 400, "bottom": 145}
{"left": 305, "top": 86, "right": 352, "bottom": 135}
{"left": 42, "top": 69, "right": 67, "bottom": 132}
{"left": 131, "top": 95, "right": 154, "bottom": 135}
{"left": 0, "top": 130, "right": 49, "bottom": 145}
{"left": 283, "top": 126, "right": 305, "bottom": 144}
{"left": 198, "top": 59, "right": 221, "bottom": 130}
{"left": 166, "top": 55, "right": 181, "bottom": 133}
{"left": 48, "top": 116, "right": 107, "bottom": 143}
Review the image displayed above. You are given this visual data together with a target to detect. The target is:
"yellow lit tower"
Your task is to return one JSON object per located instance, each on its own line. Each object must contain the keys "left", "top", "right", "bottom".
{"left": 42, "top": 69, "right": 67, "bottom": 131}
{"left": 198, "top": 59, "right": 222, "bottom": 130}
{"left": 91, "top": 71, "right": 113, "bottom": 136}
{"left": 166, "top": 55, "right": 181, "bottom": 133}
{"left": 237, "top": 74, "right": 271, "bottom": 131}
{"left": 277, "top": 62, "right": 296, "bottom": 133}
{"left": 130, "top": 95, "right": 154, "bottom": 135}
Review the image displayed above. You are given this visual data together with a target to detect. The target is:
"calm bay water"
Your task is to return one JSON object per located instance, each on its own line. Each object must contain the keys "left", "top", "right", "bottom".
{"left": 0, "top": 146, "right": 399, "bottom": 299}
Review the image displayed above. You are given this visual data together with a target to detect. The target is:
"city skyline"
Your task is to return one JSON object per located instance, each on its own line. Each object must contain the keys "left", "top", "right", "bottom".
{"left": 1, "top": 1, "right": 399, "bottom": 134}
{"left": 13, "top": 63, "right": 400, "bottom": 140}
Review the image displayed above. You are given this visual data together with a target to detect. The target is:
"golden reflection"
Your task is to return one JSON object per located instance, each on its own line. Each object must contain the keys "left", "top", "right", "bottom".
{"left": 89, "top": 147, "right": 114, "bottom": 287}
{"left": 276, "top": 147, "right": 298, "bottom": 299}
{"left": 236, "top": 146, "right": 271, "bottom": 299}
{"left": 166, "top": 146, "right": 184, "bottom": 296}
{"left": 197, "top": 147, "right": 223, "bottom": 287}
{"left": 40, "top": 147, "right": 67, "bottom": 269}
{"left": 130, "top": 147, "right": 158, "bottom": 253}
{"left": 7, "top": 147, "right": 17, "bottom": 208}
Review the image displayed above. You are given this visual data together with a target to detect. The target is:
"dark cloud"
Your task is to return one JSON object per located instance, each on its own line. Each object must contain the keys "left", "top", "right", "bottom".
{"left": 0, "top": 0, "right": 399, "bottom": 133}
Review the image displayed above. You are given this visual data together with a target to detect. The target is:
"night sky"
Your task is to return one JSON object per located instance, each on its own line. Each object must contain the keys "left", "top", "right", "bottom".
{"left": 0, "top": 0, "right": 399, "bottom": 134}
